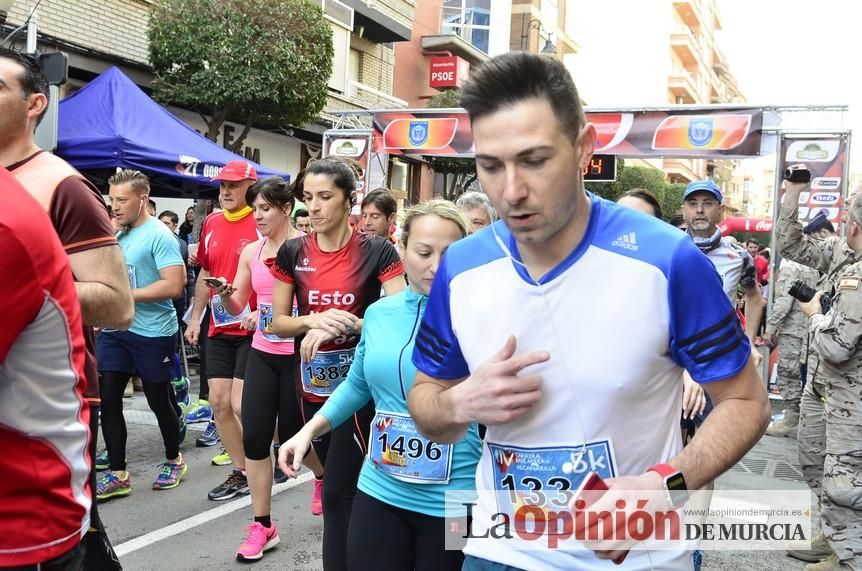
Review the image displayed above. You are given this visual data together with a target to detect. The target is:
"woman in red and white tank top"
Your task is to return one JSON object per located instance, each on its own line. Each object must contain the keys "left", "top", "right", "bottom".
{"left": 213, "top": 177, "right": 325, "bottom": 562}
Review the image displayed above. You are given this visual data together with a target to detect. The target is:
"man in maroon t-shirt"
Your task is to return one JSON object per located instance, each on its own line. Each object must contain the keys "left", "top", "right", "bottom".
{"left": 0, "top": 48, "right": 133, "bottom": 569}
{"left": 186, "top": 160, "right": 260, "bottom": 501}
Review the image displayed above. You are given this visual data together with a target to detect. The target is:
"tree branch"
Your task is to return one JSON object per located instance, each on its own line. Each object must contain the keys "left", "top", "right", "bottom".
{"left": 230, "top": 112, "right": 255, "bottom": 153}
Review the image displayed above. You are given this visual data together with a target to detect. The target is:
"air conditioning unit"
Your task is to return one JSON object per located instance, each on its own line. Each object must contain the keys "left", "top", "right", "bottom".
{"left": 390, "top": 161, "right": 409, "bottom": 193}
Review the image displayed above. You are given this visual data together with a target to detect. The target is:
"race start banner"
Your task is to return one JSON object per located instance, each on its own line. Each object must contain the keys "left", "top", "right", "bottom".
{"left": 322, "top": 129, "right": 374, "bottom": 215}
{"left": 372, "top": 108, "right": 763, "bottom": 159}
{"left": 778, "top": 134, "right": 849, "bottom": 226}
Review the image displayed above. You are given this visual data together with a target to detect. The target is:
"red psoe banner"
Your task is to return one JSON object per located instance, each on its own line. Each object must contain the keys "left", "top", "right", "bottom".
{"left": 778, "top": 135, "right": 849, "bottom": 226}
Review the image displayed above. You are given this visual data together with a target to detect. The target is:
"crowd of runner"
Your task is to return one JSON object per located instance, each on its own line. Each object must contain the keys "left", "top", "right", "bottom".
{"left": 25, "top": 46, "right": 862, "bottom": 571}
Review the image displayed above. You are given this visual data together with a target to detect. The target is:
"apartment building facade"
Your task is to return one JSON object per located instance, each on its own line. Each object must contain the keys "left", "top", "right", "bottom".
{"left": 568, "top": 0, "right": 745, "bottom": 201}
{"left": 0, "top": 0, "right": 415, "bottom": 182}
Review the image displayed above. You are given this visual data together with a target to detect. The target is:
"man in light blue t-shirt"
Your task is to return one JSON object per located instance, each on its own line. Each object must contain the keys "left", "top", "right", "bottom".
{"left": 96, "top": 170, "right": 188, "bottom": 501}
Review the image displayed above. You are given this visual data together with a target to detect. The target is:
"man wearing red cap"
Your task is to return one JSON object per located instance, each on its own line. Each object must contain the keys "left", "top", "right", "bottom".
{"left": 186, "top": 160, "right": 260, "bottom": 501}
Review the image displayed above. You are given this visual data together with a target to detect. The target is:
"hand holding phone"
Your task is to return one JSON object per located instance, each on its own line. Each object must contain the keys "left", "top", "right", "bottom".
{"left": 203, "top": 277, "right": 224, "bottom": 288}
{"left": 571, "top": 472, "right": 629, "bottom": 565}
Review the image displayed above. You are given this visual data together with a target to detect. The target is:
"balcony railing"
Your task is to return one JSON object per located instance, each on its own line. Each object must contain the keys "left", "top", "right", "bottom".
{"left": 669, "top": 67, "right": 699, "bottom": 103}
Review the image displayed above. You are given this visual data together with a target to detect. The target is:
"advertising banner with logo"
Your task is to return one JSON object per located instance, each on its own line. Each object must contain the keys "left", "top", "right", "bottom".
{"left": 719, "top": 217, "right": 773, "bottom": 235}
{"left": 372, "top": 108, "right": 763, "bottom": 158}
{"left": 778, "top": 134, "right": 849, "bottom": 225}
{"left": 322, "top": 129, "right": 374, "bottom": 215}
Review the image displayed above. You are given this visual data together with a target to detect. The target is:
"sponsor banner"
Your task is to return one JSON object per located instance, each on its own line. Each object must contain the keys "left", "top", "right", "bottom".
{"left": 323, "top": 129, "right": 373, "bottom": 215}
{"left": 374, "top": 112, "right": 474, "bottom": 157}
{"left": 779, "top": 135, "right": 849, "bottom": 225}
{"left": 719, "top": 217, "right": 773, "bottom": 235}
{"left": 372, "top": 108, "right": 763, "bottom": 158}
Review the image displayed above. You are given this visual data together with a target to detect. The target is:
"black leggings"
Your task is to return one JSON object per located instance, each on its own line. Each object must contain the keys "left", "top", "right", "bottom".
{"left": 81, "top": 403, "right": 121, "bottom": 569}
{"left": 100, "top": 372, "right": 180, "bottom": 470}
{"left": 347, "top": 490, "right": 465, "bottom": 571}
{"left": 301, "top": 398, "right": 374, "bottom": 571}
{"left": 241, "top": 349, "right": 303, "bottom": 460}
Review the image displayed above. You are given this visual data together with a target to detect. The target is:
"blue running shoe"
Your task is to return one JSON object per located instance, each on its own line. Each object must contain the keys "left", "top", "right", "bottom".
{"left": 185, "top": 399, "right": 212, "bottom": 423}
{"left": 196, "top": 419, "right": 219, "bottom": 447}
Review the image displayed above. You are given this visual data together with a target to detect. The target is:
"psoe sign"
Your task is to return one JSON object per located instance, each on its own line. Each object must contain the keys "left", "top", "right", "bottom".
{"left": 429, "top": 56, "right": 469, "bottom": 89}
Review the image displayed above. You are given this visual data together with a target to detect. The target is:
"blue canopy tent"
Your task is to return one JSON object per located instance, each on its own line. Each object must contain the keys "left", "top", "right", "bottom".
{"left": 56, "top": 67, "right": 289, "bottom": 198}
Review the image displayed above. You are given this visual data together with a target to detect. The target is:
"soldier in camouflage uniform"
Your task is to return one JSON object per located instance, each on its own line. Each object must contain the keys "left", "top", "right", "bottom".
{"left": 798, "top": 233, "right": 862, "bottom": 570}
{"left": 777, "top": 179, "right": 859, "bottom": 564}
{"left": 764, "top": 259, "right": 819, "bottom": 437}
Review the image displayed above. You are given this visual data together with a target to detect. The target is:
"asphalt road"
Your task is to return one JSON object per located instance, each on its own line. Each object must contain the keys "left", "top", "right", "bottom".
{"left": 98, "top": 389, "right": 324, "bottom": 571}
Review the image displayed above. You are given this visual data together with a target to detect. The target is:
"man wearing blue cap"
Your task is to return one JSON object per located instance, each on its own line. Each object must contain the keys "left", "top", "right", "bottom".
{"left": 682, "top": 180, "right": 763, "bottom": 346}
{"left": 804, "top": 211, "right": 837, "bottom": 240}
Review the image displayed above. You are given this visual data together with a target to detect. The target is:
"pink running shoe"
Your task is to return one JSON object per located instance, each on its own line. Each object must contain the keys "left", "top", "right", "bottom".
{"left": 310, "top": 477, "right": 323, "bottom": 516}
{"left": 236, "top": 522, "right": 280, "bottom": 561}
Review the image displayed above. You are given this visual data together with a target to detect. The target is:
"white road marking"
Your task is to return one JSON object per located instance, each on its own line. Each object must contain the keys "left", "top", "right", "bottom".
{"left": 114, "top": 472, "right": 314, "bottom": 557}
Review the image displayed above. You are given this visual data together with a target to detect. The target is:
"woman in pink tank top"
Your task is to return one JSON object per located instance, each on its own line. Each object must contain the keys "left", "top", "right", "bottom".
{"left": 214, "top": 178, "right": 325, "bottom": 562}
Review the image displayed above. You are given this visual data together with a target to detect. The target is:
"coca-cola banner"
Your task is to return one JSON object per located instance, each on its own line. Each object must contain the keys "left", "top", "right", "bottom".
{"left": 778, "top": 135, "right": 849, "bottom": 225}
{"left": 719, "top": 217, "right": 773, "bottom": 235}
{"left": 322, "top": 129, "right": 373, "bottom": 215}
{"left": 371, "top": 107, "right": 763, "bottom": 159}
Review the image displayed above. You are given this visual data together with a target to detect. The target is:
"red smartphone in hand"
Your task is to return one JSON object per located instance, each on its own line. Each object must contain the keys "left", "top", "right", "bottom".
{"left": 573, "top": 473, "right": 628, "bottom": 565}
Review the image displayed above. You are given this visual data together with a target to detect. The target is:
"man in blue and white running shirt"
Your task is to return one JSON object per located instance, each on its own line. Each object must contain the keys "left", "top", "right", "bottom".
{"left": 408, "top": 53, "right": 771, "bottom": 570}
{"left": 682, "top": 179, "right": 763, "bottom": 346}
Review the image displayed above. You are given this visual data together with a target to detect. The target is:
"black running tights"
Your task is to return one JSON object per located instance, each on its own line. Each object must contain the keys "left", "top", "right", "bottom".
{"left": 347, "top": 490, "right": 465, "bottom": 571}
{"left": 241, "top": 349, "right": 303, "bottom": 460}
{"left": 100, "top": 372, "right": 180, "bottom": 470}
{"left": 301, "top": 399, "right": 374, "bottom": 571}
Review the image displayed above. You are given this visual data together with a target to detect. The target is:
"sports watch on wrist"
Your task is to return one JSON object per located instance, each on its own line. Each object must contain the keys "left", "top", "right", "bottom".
{"left": 647, "top": 463, "right": 689, "bottom": 508}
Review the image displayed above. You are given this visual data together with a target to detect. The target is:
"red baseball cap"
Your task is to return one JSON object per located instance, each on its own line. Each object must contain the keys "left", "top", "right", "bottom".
{"left": 212, "top": 160, "right": 257, "bottom": 182}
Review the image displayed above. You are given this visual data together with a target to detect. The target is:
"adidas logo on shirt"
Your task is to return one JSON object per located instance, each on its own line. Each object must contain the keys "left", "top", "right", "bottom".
{"left": 612, "top": 232, "right": 639, "bottom": 251}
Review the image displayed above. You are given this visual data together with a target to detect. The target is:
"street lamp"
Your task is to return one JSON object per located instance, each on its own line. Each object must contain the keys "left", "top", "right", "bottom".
{"left": 520, "top": 17, "right": 557, "bottom": 55}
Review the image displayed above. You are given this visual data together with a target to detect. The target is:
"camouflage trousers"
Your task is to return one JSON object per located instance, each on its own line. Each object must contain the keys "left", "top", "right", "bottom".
{"left": 798, "top": 371, "right": 827, "bottom": 498}
{"left": 821, "top": 375, "right": 862, "bottom": 566}
{"left": 775, "top": 335, "right": 804, "bottom": 412}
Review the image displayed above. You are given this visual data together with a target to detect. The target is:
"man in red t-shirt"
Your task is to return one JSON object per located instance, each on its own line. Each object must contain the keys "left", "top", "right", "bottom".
{"left": 0, "top": 167, "right": 90, "bottom": 569}
{"left": 1, "top": 48, "right": 132, "bottom": 569}
{"left": 186, "top": 160, "right": 260, "bottom": 501}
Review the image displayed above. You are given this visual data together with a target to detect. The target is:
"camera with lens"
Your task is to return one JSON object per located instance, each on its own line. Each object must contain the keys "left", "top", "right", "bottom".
{"left": 783, "top": 164, "right": 812, "bottom": 184}
{"left": 788, "top": 280, "right": 832, "bottom": 313}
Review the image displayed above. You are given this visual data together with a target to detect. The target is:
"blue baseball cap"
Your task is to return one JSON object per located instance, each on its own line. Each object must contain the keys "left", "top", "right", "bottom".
{"left": 683, "top": 180, "right": 722, "bottom": 204}
{"left": 803, "top": 212, "right": 835, "bottom": 235}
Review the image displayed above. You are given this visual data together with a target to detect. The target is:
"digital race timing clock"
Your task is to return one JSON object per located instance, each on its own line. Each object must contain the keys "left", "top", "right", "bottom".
{"left": 583, "top": 154, "right": 617, "bottom": 182}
